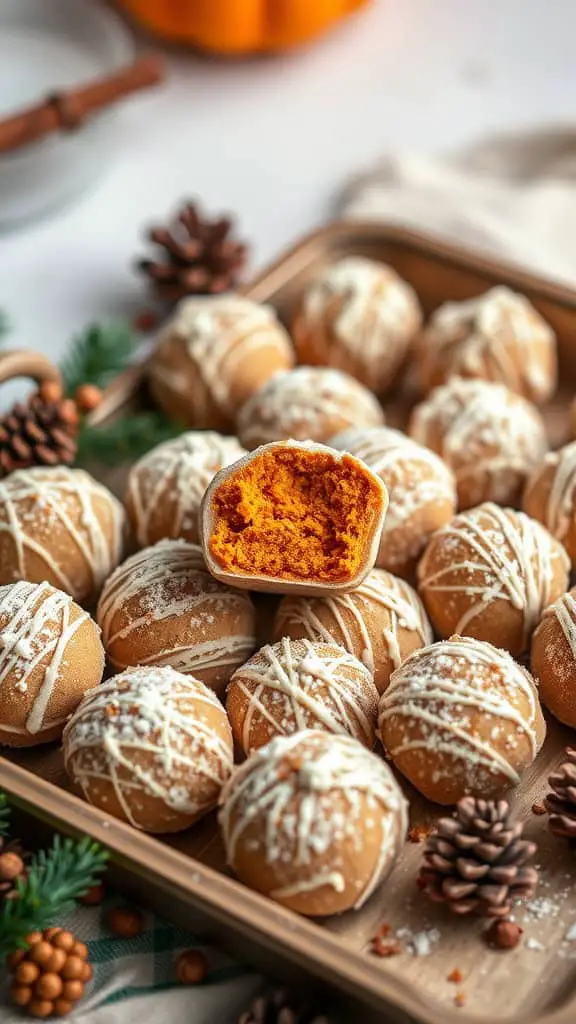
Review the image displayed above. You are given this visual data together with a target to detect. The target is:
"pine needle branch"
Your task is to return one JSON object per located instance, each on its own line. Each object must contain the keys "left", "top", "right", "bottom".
{"left": 76, "top": 410, "right": 182, "bottom": 466}
{"left": 0, "top": 835, "right": 108, "bottom": 956}
{"left": 0, "top": 793, "right": 11, "bottom": 839}
{"left": 60, "top": 322, "right": 138, "bottom": 397}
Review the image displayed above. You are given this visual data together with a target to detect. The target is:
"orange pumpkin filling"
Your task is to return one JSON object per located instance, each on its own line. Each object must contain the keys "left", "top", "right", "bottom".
{"left": 208, "top": 447, "right": 383, "bottom": 583}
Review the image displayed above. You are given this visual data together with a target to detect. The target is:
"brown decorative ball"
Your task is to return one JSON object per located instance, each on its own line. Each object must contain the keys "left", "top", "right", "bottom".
{"left": 524, "top": 442, "right": 576, "bottom": 567}
{"left": 8, "top": 928, "right": 90, "bottom": 1018}
{"left": 330, "top": 426, "right": 456, "bottom": 576}
{"left": 415, "top": 286, "right": 557, "bottom": 403}
{"left": 226, "top": 637, "right": 379, "bottom": 756}
{"left": 220, "top": 730, "right": 408, "bottom": 917}
{"left": 63, "top": 665, "right": 234, "bottom": 833}
{"left": 292, "top": 257, "right": 422, "bottom": 393}
{"left": 148, "top": 295, "right": 294, "bottom": 429}
{"left": 273, "top": 569, "right": 432, "bottom": 695}
{"left": 0, "top": 581, "right": 104, "bottom": 746}
{"left": 74, "top": 384, "right": 103, "bottom": 413}
{"left": 78, "top": 883, "right": 106, "bottom": 907}
{"left": 175, "top": 949, "right": 207, "bottom": 985}
{"left": 417, "top": 503, "right": 569, "bottom": 656}
{"left": 0, "top": 467, "right": 125, "bottom": 604}
{"left": 106, "top": 906, "right": 144, "bottom": 939}
{"left": 531, "top": 589, "right": 576, "bottom": 727}
{"left": 97, "top": 539, "right": 256, "bottom": 698}
{"left": 125, "top": 431, "right": 246, "bottom": 548}
{"left": 409, "top": 377, "right": 548, "bottom": 510}
{"left": 236, "top": 366, "right": 384, "bottom": 450}
{"left": 379, "top": 636, "right": 546, "bottom": 804}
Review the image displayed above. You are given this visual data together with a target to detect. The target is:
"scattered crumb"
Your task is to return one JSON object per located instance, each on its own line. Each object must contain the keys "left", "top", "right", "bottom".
{"left": 532, "top": 802, "right": 547, "bottom": 816}
{"left": 447, "top": 968, "right": 463, "bottom": 984}
{"left": 397, "top": 927, "right": 441, "bottom": 957}
{"left": 371, "top": 937, "right": 402, "bottom": 958}
{"left": 373, "top": 922, "right": 392, "bottom": 939}
{"left": 408, "top": 823, "right": 435, "bottom": 843}
{"left": 526, "top": 938, "right": 545, "bottom": 951}
{"left": 454, "top": 992, "right": 467, "bottom": 1008}
{"left": 526, "top": 897, "right": 560, "bottom": 920}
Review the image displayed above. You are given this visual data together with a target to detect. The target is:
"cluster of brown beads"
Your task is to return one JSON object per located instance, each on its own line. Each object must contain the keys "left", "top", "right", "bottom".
{"left": 8, "top": 927, "right": 92, "bottom": 1018}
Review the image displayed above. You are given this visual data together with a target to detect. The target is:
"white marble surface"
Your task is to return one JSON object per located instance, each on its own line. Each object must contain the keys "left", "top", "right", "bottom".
{"left": 2, "top": 0, "right": 576, "bottom": 369}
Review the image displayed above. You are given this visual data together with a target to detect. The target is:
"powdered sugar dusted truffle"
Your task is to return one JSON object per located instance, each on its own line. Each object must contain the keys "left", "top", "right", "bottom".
{"left": 379, "top": 636, "right": 546, "bottom": 804}
{"left": 226, "top": 637, "right": 379, "bottom": 756}
{"left": 532, "top": 589, "right": 576, "bottom": 727}
{"left": 409, "top": 378, "right": 547, "bottom": 510}
{"left": 0, "top": 581, "right": 104, "bottom": 746}
{"left": 331, "top": 426, "right": 456, "bottom": 575}
{"left": 219, "top": 729, "right": 408, "bottom": 916}
{"left": 236, "top": 367, "right": 384, "bottom": 449}
{"left": 416, "top": 286, "right": 557, "bottom": 403}
{"left": 63, "top": 665, "right": 234, "bottom": 833}
{"left": 273, "top": 569, "right": 432, "bottom": 694}
{"left": 148, "top": 295, "right": 294, "bottom": 430}
{"left": 417, "top": 503, "right": 569, "bottom": 656}
{"left": 0, "top": 467, "right": 125, "bottom": 605}
{"left": 524, "top": 442, "right": 576, "bottom": 567}
{"left": 97, "top": 539, "right": 256, "bottom": 698}
{"left": 125, "top": 431, "right": 246, "bottom": 548}
{"left": 292, "top": 257, "right": 421, "bottom": 393}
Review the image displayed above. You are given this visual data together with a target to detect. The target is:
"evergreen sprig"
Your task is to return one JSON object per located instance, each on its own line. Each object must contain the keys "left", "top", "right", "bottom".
{"left": 0, "top": 835, "right": 108, "bottom": 956}
{"left": 60, "top": 322, "right": 138, "bottom": 397}
{"left": 0, "top": 793, "right": 11, "bottom": 839}
{"left": 76, "top": 409, "right": 182, "bottom": 466}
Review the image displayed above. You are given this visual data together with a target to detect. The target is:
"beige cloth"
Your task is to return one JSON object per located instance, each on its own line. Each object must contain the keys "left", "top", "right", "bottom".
{"left": 341, "top": 125, "right": 576, "bottom": 286}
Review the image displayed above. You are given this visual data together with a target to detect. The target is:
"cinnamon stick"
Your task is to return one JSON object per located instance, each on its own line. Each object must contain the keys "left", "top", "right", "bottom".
{"left": 0, "top": 54, "right": 165, "bottom": 154}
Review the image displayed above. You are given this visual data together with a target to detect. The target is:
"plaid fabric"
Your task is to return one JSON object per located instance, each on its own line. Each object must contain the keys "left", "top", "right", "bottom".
{"left": 1, "top": 897, "right": 261, "bottom": 1023}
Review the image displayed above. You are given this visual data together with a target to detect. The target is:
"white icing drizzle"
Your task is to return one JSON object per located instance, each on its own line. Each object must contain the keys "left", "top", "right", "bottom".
{"left": 275, "top": 569, "right": 432, "bottom": 677}
{"left": 63, "top": 665, "right": 233, "bottom": 829}
{"left": 126, "top": 431, "right": 246, "bottom": 546}
{"left": 0, "top": 581, "right": 94, "bottom": 735}
{"left": 0, "top": 467, "right": 124, "bottom": 599}
{"left": 531, "top": 442, "right": 576, "bottom": 542}
{"left": 230, "top": 637, "right": 378, "bottom": 752}
{"left": 97, "top": 539, "right": 255, "bottom": 676}
{"left": 300, "top": 257, "right": 420, "bottom": 379}
{"left": 158, "top": 295, "right": 292, "bottom": 415}
{"left": 410, "top": 377, "right": 547, "bottom": 502}
{"left": 541, "top": 591, "right": 576, "bottom": 663}
{"left": 237, "top": 366, "right": 384, "bottom": 448}
{"left": 379, "top": 636, "right": 541, "bottom": 785}
{"left": 331, "top": 426, "right": 455, "bottom": 531}
{"left": 219, "top": 730, "right": 407, "bottom": 909}
{"left": 422, "top": 286, "right": 556, "bottom": 402}
{"left": 418, "top": 503, "right": 569, "bottom": 645}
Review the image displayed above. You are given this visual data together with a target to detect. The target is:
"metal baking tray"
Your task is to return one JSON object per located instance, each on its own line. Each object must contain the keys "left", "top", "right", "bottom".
{"left": 2, "top": 222, "right": 576, "bottom": 1024}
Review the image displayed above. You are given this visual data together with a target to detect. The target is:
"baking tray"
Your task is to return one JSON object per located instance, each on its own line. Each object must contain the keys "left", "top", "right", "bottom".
{"left": 2, "top": 222, "right": 576, "bottom": 1024}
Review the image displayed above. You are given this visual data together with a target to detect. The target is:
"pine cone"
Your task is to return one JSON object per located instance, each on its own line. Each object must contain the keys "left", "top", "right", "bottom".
{"left": 238, "top": 988, "right": 330, "bottom": 1024}
{"left": 547, "top": 747, "right": 576, "bottom": 841}
{"left": 418, "top": 797, "right": 538, "bottom": 919}
{"left": 0, "top": 835, "right": 27, "bottom": 903}
{"left": 8, "top": 927, "right": 92, "bottom": 1018}
{"left": 0, "top": 384, "right": 78, "bottom": 478}
{"left": 138, "top": 201, "right": 249, "bottom": 302}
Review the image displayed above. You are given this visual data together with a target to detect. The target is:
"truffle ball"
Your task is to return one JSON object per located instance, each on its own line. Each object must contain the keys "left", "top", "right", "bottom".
{"left": 148, "top": 295, "right": 294, "bottom": 429}
{"left": 273, "top": 569, "right": 432, "bottom": 694}
{"left": 409, "top": 377, "right": 547, "bottom": 510}
{"left": 0, "top": 581, "right": 104, "bottom": 746}
{"left": 63, "top": 665, "right": 233, "bottom": 833}
{"left": 226, "top": 637, "right": 379, "bottom": 755}
{"left": 219, "top": 730, "right": 408, "bottom": 916}
{"left": 531, "top": 589, "right": 576, "bottom": 727}
{"left": 236, "top": 367, "right": 384, "bottom": 450}
{"left": 523, "top": 442, "right": 576, "bottom": 567}
{"left": 416, "top": 286, "right": 557, "bottom": 403}
{"left": 379, "top": 636, "right": 546, "bottom": 804}
{"left": 97, "top": 539, "right": 256, "bottom": 698}
{"left": 0, "top": 467, "right": 125, "bottom": 605}
{"left": 417, "top": 503, "right": 569, "bottom": 656}
{"left": 292, "top": 257, "right": 421, "bottom": 393}
{"left": 125, "top": 431, "right": 246, "bottom": 548}
{"left": 330, "top": 426, "right": 456, "bottom": 575}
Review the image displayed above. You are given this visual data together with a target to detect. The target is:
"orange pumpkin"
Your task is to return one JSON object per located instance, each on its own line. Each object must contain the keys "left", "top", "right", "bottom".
{"left": 117, "top": 0, "right": 371, "bottom": 54}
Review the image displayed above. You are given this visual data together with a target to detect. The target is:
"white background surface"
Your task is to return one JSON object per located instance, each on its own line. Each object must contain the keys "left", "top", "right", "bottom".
{"left": 2, "top": 0, "right": 576, "bottom": 370}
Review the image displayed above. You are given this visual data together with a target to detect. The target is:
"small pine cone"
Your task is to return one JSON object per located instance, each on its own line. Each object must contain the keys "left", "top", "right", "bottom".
{"left": 238, "top": 988, "right": 330, "bottom": 1024}
{"left": 547, "top": 747, "right": 576, "bottom": 841}
{"left": 0, "top": 390, "right": 78, "bottom": 478}
{"left": 8, "top": 927, "right": 92, "bottom": 1018}
{"left": 0, "top": 836, "right": 28, "bottom": 904}
{"left": 138, "top": 200, "right": 249, "bottom": 303}
{"left": 418, "top": 797, "right": 538, "bottom": 919}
